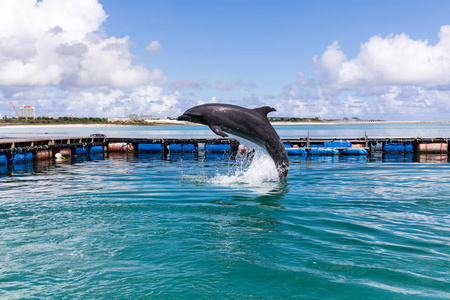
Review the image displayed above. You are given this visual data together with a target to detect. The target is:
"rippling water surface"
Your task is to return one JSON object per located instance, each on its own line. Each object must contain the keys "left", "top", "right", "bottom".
{"left": 1, "top": 124, "right": 450, "bottom": 298}
{"left": 1, "top": 151, "right": 449, "bottom": 299}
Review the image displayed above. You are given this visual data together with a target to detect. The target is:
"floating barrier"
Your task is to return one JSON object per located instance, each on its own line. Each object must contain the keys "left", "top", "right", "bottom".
{"left": 108, "top": 142, "right": 135, "bottom": 152}
{"left": 416, "top": 143, "right": 448, "bottom": 154}
{"left": 0, "top": 136, "right": 448, "bottom": 167}
{"left": 340, "top": 148, "right": 369, "bottom": 156}
{"left": 36, "top": 150, "right": 51, "bottom": 160}
{"left": 286, "top": 148, "right": 307, "bottom": 156}
{"left": 384, "top": 143, "right": 414, "bottom": 153}
{"left": 138, "top": 143, "right": 163, "bottom": 153}
{"left": 73, "top": 147, "right": 89, "bottom": 156}
{"left": 205, "top": 143, "right": 232, "bottom": 153}
{"left": 90, "top": 146, "right": 104, "bottom": 154}
{"left": 351, "top": 144, "right": 364, "bottom": 148}
{"left": 7, "top": 153, "right": 26, "bottom": 164}
{"left": 183, "top": 143, "right": 197, "bottom": 153}
{"left": 58, "top": 148, "right": 72, "bottom": 157}
{"left": 309, "top": 148, "right": 339, "bottom": 156}
{"left": 173, "top": 143, "right": 185, "bottom": 153}
{"left": 323, "top": 141, "right": 352, "bottom": 148}
{"left": 25, "top": 152, "right": 33, "bottom": 161}
{"left": 169, "top": 143, "right": 197, "bottom": 153}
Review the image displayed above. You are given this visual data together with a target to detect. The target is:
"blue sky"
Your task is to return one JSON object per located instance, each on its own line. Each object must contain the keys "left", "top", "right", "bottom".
{"left": 1, "top": 0, "right": 450, "bottom": 120}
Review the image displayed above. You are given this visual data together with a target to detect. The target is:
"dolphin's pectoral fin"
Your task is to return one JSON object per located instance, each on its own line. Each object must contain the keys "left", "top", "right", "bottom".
{"left": 252, "top": 106, "right": 276, "bottom": 117}
{"left": 209, "top": 124, "right": 228, "bottom": 137}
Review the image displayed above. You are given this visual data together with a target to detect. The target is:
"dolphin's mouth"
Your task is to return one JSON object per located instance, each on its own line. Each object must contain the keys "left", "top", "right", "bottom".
{"left": 177, "top": 114, "right": 191, "bottom": 121}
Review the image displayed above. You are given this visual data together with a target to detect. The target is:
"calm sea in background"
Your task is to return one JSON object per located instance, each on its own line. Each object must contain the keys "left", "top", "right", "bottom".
{"left": 1, "top": 122, "right": 450, "bottom": 138}
{"left": 1, "top": 123, "right": 449, "bottom": 299}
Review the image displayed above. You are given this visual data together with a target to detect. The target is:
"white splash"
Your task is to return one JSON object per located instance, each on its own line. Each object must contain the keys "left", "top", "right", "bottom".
{"left": 210, "top": 151, "right": 279, "bottom": 186}
{"left": 182, "top": 140, "right": 283, "bottom": 194}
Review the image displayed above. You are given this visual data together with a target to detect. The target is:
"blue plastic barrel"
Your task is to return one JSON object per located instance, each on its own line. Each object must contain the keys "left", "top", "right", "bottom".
{"left": 206, "top": 144, "right": 231, "bottom": 153}
{"left": 324, "top": 141, "right": 352, "bottom": 148}
{"left": 73, "top": 147, "right": 89, "bottom": 155}
{"left": 286, "top": 148, "right": 307, "bottom": 156}
{"left": 0, "top": 154, "right": 7, "bottom": 165}
{"left": 309, "top": 148, "right": 339, "bottom": 156}
{"left": 90, "top": 146, "right": 104, "bottom": 154}
{"left": 169, "top": 143, "right": 197, "bottom": 153}
{"left": 405, "top": 144, "right": 414, "bottom": 152}
{"left": 340, "top": 148, "right": 369, "bottom": 155}
{"left": 138, "top": 143, "right": 163, "bottom": 152}
{"left": 182, "top": 143, "right": 197, "bottom": 153}
{"left": 169, "top": 143, "right": 183, "bottom": 152}
{"left": 7, "top": 153, "right": 26, "bottom": 163}
{"left": 384, "top": 143, "right": 414, "bottom": 153}
{"left": 25, "top": 152, "right": 33, "bottom": 161}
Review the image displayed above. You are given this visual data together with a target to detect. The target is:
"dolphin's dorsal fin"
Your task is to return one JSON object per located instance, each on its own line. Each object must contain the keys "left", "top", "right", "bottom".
{"left": 252, "top": 106, "right": 276, "bottom": 117}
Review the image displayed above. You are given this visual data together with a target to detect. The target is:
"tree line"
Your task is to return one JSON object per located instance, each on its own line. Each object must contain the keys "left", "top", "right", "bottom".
{"left": 268, "top": 117, "right": 323, "bottom": 122}
{"left": 0, "top": 116, "right": 153, "bottom": 125}
{"left": 0, "top": 116, "right": 109, "bottom": 124}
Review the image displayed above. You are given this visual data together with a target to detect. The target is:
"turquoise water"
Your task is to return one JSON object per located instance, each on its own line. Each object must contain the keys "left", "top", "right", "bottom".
{"left": 1, "top": 125, "right": 449, "bottom": 299}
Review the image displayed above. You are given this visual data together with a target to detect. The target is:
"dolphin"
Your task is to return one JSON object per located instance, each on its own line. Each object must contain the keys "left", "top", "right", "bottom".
{"left": 177, "top": 103, "right": 289, "bottom": 179}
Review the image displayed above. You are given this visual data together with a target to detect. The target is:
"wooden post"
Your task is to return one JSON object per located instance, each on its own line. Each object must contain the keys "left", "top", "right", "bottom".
{"left": 307, "top": 131, "right": 310, "bottom": 148}
{"left": 365, "top": 131, "right": 368, "bottom": 148}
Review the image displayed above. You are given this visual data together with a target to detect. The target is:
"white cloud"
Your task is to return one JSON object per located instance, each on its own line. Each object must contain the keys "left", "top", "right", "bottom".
{"left": 316, "top": 26, "right": 450, "bottom": 89}
{"left": 130, "top": 86, "right": 180, "bottom": 116}
{"left": 344, "top": 95, "right": 370, "bottom": 117}
{"left": 66, "top": 89, "right": 127, "bottom": 117}
{"left": 0, "top": 0, "right": 176, "bottom": 118}
{"left": 61, "top": 86, "right": 180, "bottom": 117}
{"left": 146, "top": 40, "right": 161, "bottom": 52}
{"left": 277, "top": 77, "right": 450, "bottom": 120}
{"left": 0, "top": 0, "right": 165, "bottom": 89}
{"left": 282, "top": 26, "right": 450, "bottom": 120}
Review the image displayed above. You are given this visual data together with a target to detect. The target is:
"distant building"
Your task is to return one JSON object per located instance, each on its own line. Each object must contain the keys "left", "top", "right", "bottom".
{"left": 127, "top": 114, "right": 139, "bottom": 120}
{"left": 20, "top": 105, "right": 35, "bottom": 119}
{"left": 141, "top": 114, "right": 154, "bottom": 120}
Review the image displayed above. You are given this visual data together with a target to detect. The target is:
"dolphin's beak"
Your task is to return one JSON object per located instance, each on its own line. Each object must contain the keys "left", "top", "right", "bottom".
{"left": 177, "top": 114, "right": 190, "bottom": 121}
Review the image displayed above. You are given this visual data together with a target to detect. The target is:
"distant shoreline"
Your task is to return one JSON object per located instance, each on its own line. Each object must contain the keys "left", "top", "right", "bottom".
{"left": 0, "top": 120, "right": 449, "bottom": 128}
